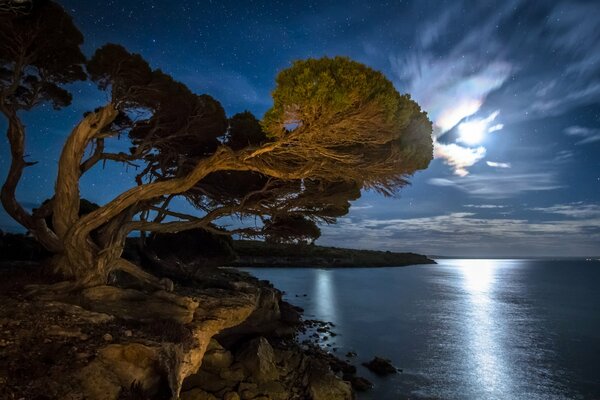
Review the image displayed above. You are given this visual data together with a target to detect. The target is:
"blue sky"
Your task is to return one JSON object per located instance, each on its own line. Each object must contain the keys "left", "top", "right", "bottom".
{"left": 1, "top": 0, "right": 599, "bottom": 256}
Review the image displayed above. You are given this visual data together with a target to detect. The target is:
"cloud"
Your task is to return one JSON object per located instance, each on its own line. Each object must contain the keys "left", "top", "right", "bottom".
{"left": 428, "top": 172, "right": 563, "bottom": 199}
{"left": 524, "top": 2, "right": 600, "bottom": 117}
{"left": 433, "top": 143, "right": 486, "bottom": 177}
{"left": 318, "top": 211, "right": 600, "bottom": 257}
{"left": 531, "top": 203, "right": 600, "bottom": 218}
{"left": 390, "top": 7, "right": 512, "bottom": 176}
{"left": 486, "top": 161, "right": 511, "bottom": 169}
{"left": 554, "top": 150, "right": 574, "bottom": 163}
{"left": 464, "top": 204, "right": 506, "bottom": 209}
{"left": 564, "top": 126, "right": 600, "bottom": 145}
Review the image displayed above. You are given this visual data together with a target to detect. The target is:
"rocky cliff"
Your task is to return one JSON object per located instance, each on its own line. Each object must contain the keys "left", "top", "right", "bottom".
{"left": 0, "top": 264, "right": 357, "bottom": 400}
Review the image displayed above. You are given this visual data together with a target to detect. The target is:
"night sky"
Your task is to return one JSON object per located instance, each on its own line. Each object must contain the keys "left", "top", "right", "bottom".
{"left": 1, "top": 0, "right": 599, "bottom": 257}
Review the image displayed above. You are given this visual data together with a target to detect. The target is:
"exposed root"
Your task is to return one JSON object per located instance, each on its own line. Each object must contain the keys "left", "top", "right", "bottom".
{"left": 113, "top": 258, "right": 174, "bottom": 292}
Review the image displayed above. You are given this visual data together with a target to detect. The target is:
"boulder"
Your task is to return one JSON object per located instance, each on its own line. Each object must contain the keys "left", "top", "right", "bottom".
{"left": 78, "top": 343, "right": 162, "bottom": 400}
{"left": 202, "top": 339, "right": 233, "bottom": 372}
{"left": 235, "top": 337, "right": 279, "bottom": 383}
{"left": 307, "top": 359, "right": 353, "bottom": 400}
{"left": 350, "top": 376, "right": 373, "bottom": 391}
{"left": 362, "top": 356, "right": 397, "bottom": 376}
{"left": 180, "top": 388, "right": 218, "bottom": 400}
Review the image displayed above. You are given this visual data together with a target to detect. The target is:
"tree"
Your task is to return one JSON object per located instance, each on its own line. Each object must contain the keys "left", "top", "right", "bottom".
{"left": 0, "top": 1, "right": 433, "bottom": 290}
{"left": 264, "top": 215, "right": 321, "bottom": 245}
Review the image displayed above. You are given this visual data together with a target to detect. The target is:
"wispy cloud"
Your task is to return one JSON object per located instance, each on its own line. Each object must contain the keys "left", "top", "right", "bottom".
{"left": 427, "top": 172, "right": 563, "bottom": 199}
{"left": 564, "top": 126, "right": 600, "bottom": 145}
{"left": 390, "top": 4, "right": 512, "bottom": 176}
{"left": 531, "top": 203, "right": 600, "bottom": 219}
{"left": 464, "top": 204, "right": 506, "bottom": 209}
{"left": 319, "top": 211, "right": 600, "bottom": 256}
{"left": 486, "top": 161, "right": 511, "bottom": 169}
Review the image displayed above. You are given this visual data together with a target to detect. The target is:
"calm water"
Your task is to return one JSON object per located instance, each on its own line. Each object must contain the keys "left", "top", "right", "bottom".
{"left": 241, "top": 259, "right": 600, "bottom": 400}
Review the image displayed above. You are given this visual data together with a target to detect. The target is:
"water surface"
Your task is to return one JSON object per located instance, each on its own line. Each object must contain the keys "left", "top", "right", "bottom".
{"left": 242, "top": 259, "right": 600, "bottom": 399}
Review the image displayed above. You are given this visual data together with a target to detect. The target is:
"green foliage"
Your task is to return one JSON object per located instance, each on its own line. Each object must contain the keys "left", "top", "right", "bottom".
{"left": 263, "top": 56, "right": 420, "bottom": 139}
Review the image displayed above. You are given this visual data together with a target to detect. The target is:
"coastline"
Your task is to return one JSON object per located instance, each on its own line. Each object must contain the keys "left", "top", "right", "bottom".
{"left": 0, "top": 262, "right": 367, "bottom": 399}
{"left": 230, "top": 240, "right": 436, "bottom": 268}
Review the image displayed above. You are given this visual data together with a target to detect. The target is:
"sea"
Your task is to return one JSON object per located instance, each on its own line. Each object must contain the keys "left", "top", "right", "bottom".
{"left": 241, "top": 259, "right": 600, "bottom": 400}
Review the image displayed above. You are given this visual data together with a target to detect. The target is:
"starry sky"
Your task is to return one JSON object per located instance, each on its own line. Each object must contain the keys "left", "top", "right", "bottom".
{"left": 1, "top": 0, "right": 599, "bottom": 257}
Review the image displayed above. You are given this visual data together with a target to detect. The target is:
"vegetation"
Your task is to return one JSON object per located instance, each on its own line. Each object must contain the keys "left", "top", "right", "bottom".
{"left": 232, "top": 240, "right": 435, "bottom": 267}
{"left": 0, "top": 1, "right": 433, "bottom": 289}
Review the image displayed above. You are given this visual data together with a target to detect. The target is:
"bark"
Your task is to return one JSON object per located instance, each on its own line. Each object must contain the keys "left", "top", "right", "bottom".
{"left": 0, "top": 107, "right": 62, "bottom": 252}
{"left": 53, "top": 104, "right": 118, "bottom": 239}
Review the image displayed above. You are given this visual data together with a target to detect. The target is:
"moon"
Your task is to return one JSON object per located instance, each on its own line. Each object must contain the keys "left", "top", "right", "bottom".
{"left": 458, "top": 119, "right": 487, "bottom": 145}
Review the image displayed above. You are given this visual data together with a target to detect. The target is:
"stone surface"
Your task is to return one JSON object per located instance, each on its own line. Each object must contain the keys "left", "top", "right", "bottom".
{"left": 202, "top": 338, "right": 233, "bottom": 372}
{"left": 78, "top": 343, "right": 162, "bottom": 400}
{"left": 235, "top": 337, "right": 279, "bottom": 383}
{"left": 223, "top": 392, "right": 240, "bottom": 400}
{"left": 307, "top": 359, "right": 353, "bottom": 400}
{"left": 180, "top": 388, "right": 218, "bottom": 400}
{"left": 362, "top": 356, "right": 397, "bottom": 376}
{"left": 44, "top": 301, "right": 114, "bottom": 324}
{"left": 351, "top": 376, "right": 373, "bottom": 391}
{"left": 81, "top": 285, "right": 199, "bottom": 323}
{"left": 163, "top": 291, "right": 257, "bottom": 399}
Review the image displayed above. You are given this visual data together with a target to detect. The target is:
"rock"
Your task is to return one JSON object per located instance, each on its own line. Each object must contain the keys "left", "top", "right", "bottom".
{"left": 164, "top": 291, "right": 256, "bottom": 398}
{"left": 77, "top": 343, "right": 162, "bottom": 400}
{"left": 307, "top": 359, "right": 352, "bottom": 400}
{"left": 351, "top": 376, "right": 373, "bottom": 391}
{"left": 345, "top": 351, "right": 357, "bottom": 358}
{"left": 124, "top": 330, "right": 133, "bottom": 337}
{"left": 235, "top": 337, "right": 279, "bottom": 383}
{"left": 238, "top": 382, "right": 259, "bottom": 400}
{"left": 362, "top": 356, "right": 397, "bottom": 376}
{"left": 46, "top": 325, "right": 83, "bottom": 338}
{"left": 103, "top": 333, "right": 113, "bottom": 342}
{"left": 258, "top": 381, "right": 289, "bottom": 400}
{"left": 182, "top": 370, "right": 236, "bottom": 393}
{"left": 180, "top": 388, "right": 218, "bottom": 400}
{"left": 219, "top": 364, "right": 245, "bottom": 381}
{"left": 223, "top": 392, "right": 240, "bottom": 400}
{"left": 81, "top": 285, "right": 199, "bottom": 324}
{"left": 201, "top": 339, "right": 233, "bottom": 372}
{"left": 44, "top": 301, "right": 114, "bottom": 324}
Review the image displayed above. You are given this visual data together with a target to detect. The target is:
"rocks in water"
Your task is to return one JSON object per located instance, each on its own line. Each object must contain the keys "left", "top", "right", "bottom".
{"left": 345, "top": 351, "right": 357, "bottom": 358}
{"left": 350, "top": 376, "right": 373, "bottom": 391}
{"left": 362, "top": 356, "right": 398, "bottom": 376}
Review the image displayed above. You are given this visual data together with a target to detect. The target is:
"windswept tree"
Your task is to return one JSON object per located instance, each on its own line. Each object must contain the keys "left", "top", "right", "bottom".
{"left": 0, "top": 1, "right": 433, "bottom": 290}
{"left": 264, "top": 215, "right": 321, "bottom": 245}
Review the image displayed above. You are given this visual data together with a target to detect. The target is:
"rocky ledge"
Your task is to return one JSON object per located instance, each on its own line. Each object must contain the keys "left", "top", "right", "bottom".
{"left": 0, "top": 263, "right": 362, "bottom": 400}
